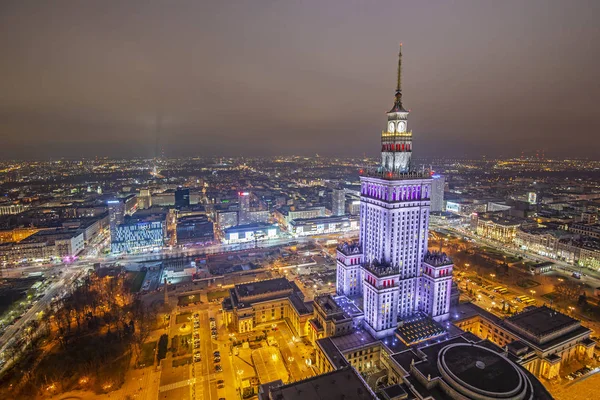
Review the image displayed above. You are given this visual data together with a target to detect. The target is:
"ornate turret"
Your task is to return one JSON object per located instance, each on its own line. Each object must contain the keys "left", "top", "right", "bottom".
{"left": 381, "top": 44, "right": 412, "bottom": 174}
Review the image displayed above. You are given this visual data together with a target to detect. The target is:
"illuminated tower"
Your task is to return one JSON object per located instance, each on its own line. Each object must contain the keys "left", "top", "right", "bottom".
{"left": 431, "top": 174, "right": 445, "bottom": 212}
{"left": 332, "top": 188, "right": 345, "bottom": 216}
{"left": 108, "top": 199, "right": 125, "bottom": 239}
{"left": 358, "top": 46, "right": 435, "bottom": 338}
{"left": 336, "top": 46, "right": 450, "bottom": 339}
{"left": 381, "top": 44, "right": 412, "bottom": 174}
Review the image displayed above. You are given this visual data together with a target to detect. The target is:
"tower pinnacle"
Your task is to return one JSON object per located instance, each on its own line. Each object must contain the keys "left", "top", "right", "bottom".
{"left": 397, "top": 43, "right": 402, "bottom": 94}
{"left": 390, "top": 43, "right": 406, "bottom": 113}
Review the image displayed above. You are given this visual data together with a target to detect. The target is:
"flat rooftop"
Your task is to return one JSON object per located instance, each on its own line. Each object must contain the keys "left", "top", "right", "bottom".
{"left": 21, "top": 228, "right": 82, "bottom": 244}
{"left": 333, "top": 295, "right": 363, "bottom": 318}
{"left": 505, "top": 305, "right": 578, "bottom": 338}
{"left": 330, "top": 329, "right": 378, "bottom": 353}
{"left": 252, "top": 347, "right": 288, "bottom": 384}
{"left": 235, "top": 277, "right": 292, "bottom": 298}
{"left": 267, "top": 366, "right": 376, "bottom": 400}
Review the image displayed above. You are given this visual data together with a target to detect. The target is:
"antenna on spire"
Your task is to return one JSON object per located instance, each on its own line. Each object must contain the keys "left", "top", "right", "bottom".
{"left": 396, "top": 43, "right": 403, "bottom": 94}
{"left": 389, "top": 43, "right": 405, "bottom": 112}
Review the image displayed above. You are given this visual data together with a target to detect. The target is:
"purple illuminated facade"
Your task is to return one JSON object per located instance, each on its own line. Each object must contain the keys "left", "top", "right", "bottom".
{"left": 336, "top": 47, "right": 452, "bottom": 339}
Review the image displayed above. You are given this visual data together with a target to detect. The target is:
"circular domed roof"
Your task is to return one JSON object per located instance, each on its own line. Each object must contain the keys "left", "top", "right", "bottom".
{"left": 438, "top": 344, "right": 528, "bottom": 399}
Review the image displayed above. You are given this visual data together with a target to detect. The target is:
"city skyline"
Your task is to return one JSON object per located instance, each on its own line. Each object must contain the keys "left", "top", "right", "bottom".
{"left": 1, "top": 39, "right": 600, "bottom": 399}
{"left": 1, "top": 1, "right": 600, "bottom": 160}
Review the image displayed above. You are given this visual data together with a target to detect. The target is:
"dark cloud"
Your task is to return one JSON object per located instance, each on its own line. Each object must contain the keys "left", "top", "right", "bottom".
{"left": 0, "top": 0, "right": 599, "bottom": 160}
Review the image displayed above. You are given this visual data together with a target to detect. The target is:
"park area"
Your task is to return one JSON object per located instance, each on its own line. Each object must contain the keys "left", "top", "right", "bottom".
{"left": 0, "top": 268, "right": 168, "bottom": 399}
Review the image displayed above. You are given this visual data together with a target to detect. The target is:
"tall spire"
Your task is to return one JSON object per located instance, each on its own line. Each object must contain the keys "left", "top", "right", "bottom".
{"left": 396, "top": 43, "right": 402, "bottom": 95}
{"left": 390, "top": 43, "right": 406, "bottom": 113}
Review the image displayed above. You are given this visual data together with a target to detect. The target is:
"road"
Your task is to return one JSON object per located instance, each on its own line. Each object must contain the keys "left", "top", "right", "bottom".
{"left": 0, "top": 232, "right": 340, "bottom": 381}
{"left": 3, "top": 236, "right": 319, "bottom": 278}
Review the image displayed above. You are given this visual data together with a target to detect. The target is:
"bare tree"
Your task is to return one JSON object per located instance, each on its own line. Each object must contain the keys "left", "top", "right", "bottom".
{"left": 130, "top": 299, "right": 157, "bottom": 366}
{"left": 555, "top": 280, "right": 581, "bottom": 300}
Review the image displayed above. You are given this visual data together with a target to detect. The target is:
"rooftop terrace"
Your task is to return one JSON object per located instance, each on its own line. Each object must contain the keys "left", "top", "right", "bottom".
{"left": 423, "top": 251, "right": 453, "bottom": 267}
{"left": 363, "top": 260, "right": 399, "bottom": 278}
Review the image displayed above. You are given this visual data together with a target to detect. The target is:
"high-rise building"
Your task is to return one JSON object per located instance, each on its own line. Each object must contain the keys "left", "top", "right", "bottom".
{"left": 138, "top": 189, "right": 152, "bottom": 210}
{"left": 107, "top": 199, "right": 125, "bottom": 239}
{"left": 337, "top": 46, "right": 452, "bottom": 339}
{"left": 238, "top": 191, "right": 250, "bottom": 225}
{"left": 122, "top": 194, "right": 138, "bottom": 215}
{"left": 431, "top": 174, "right": 445, "bottom": 212}
{"left": 175, "top": 187, "right": 190, "bottom": 209}
{"left": 332, "top": 188, "right": 345, "bottom": 216}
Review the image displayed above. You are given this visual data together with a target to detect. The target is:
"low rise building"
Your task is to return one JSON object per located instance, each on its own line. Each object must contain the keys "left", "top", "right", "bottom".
{"left": 176, "top": 215, "right": 214, "bottom": 245}
{"left": 217, "top": 210, "right": 238, "bottom": 229}
{"left": 222, "top": 278, "right": 313, "bottom": 337}
{"left": 0, "top": 228, "right": 40, "bottom": 244}
{"left": 62, "top": 212, "right": 109, "bottom": 243}
{"left": 0, "top": 228, "right": 84, "bottom": 263}
{"left": 259, "top": 366, "right": 377, "bottom": 400}
{"left": 446, "top": 200, "right": 486, "bottom": 216}
{"left": 274, "top": 206, "right": 326, "bottom": 228}
{"left": 110, "top": 212, "right": 166, "bottom": 254}
{"left": 515, "top": 227, "right": 573, "bottom": 258}
{"left": 313, "top": 329, "right": 552, "bottom": 399}
{"left": 308, "top": 294, "right": 362, "bottom": 344}
{"left": 475, "top": 213, "right": 521, "bottom": 243}
{"left": 246, "top": 210, "right": 270, "bottom": 224}
{"left": 288, "top": 215, "right": 359, "bottom": 237}
{"left": 0, "top": 203, "right": 27, "bottom": 216}
{"left": 453, "top": 303, "right": 595, "bottom": 380}
{"left": 222, "top": 223, "right": 278, "bottom": 244}
{"left": 569, "top": 222, "right": 600, "bottom": 239}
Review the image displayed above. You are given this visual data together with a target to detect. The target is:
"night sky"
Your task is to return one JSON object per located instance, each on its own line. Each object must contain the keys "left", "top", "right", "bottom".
{"left": 1, "top": 1, "right": 599, "bottom": 160}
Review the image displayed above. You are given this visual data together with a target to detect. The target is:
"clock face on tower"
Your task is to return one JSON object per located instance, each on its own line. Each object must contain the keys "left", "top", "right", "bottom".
{"left": 397, "top": 121, "right": 406, "bottom": 133}
{"left": 388, "top": 122, "right": 395, "bottom": 133}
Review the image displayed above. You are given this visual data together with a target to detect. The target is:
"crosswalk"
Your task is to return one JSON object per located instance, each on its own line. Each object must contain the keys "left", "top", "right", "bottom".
{"left": 159, "top": 378, "right": 196, "bottom": 392}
